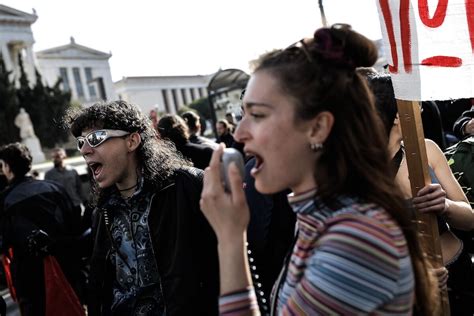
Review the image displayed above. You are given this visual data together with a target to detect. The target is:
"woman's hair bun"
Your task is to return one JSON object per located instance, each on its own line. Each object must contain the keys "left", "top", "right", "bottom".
{"left": 311, "top": 24, "right": 378, "bottom": 69}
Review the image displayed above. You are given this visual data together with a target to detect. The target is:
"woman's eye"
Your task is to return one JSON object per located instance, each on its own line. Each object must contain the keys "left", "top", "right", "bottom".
{"left": 250, "top": 113, "right": 265, "bottom": 119}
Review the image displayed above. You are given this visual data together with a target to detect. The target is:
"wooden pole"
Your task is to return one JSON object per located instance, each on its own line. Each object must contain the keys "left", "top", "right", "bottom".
{"left": 396, "top": 99, "right": 450, "bottom": 315}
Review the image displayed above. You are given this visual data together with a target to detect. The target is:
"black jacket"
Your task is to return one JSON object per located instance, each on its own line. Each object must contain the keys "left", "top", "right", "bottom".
{"left": 0, "top": 177, "right": 83, "bottom": 315}
{"left": 88, "top": 168, "right": 219, "bottom": 316}
{"left": 453, "top": 107, "right": 474, "bottom": 139}
{"left": 176, "top": 142, "right": 213, "bottom": 170}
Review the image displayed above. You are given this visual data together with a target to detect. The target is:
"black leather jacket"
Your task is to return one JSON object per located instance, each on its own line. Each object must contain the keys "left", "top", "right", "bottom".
{"left": 88, "top": 168, "right": 219, "bottom": 316}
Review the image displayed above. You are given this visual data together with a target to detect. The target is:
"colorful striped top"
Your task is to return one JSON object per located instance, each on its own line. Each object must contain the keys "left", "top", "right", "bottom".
{"left": 219, "top": 191, "right": 415, "bottom": 315}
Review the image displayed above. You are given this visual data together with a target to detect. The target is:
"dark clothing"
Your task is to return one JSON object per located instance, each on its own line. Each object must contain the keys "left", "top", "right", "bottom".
{"left": 176, "top": 142, "right": 213, "bottom": 170}
{"left": 421, "top": 101, "right": 447, "bottom": 150}
{"left": 88, "top": 168, "right": 219, "bottom": 316}
{"left": 453, "top": 107, "right": 474, "bottom": 140}
{"left": 45, "top": 166, "right": 84, "bottom": 207}
{"left": 0, "top": 177, "right": 83, "bottom": 316}
{"left": 189, "top": 134, "right": 218, "bottom": 149}
{"left": 216, "top": 133, "right": 234, "bottom": 148}
{"left": 244, "top": 158, "right": 296, "bottom": 314}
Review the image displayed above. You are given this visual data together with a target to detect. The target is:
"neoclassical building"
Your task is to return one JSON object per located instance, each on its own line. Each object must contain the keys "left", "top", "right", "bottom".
{"left": 0, "top": 4, "right": 116, "bottom": 105}
{"left": 114, "top": 75, "right": 211, "bottom": 114}
{"left": 0, "top": 4, "right": 37, "bottom": 84}
{"left": 0, "top": 4, "right": 248, "bottom": 118}
{"left": 36, "top": 37, "right": 117, "bottom": 103}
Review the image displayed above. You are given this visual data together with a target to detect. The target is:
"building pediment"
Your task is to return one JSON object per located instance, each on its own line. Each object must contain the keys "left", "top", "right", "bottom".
{"left": 36, "top": 38, "right": 111, "bottom": 60}
{"left": 0, "top": 4, "right": 37, "bottom": 24}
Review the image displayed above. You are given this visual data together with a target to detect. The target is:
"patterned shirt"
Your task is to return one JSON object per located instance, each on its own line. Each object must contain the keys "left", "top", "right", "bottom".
{"left": 104, "top": 181, "right": 165, "bottom": 315}
{"left": 220, "top": 190, "right": 414, "bottom": 315}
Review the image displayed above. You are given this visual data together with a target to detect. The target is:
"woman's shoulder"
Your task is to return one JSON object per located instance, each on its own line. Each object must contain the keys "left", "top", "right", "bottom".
{"left": 326, "top": 201, "right": 404, "bottom": 241}
{"left": 424, "top": 138, "right": 448, "bottom": 168}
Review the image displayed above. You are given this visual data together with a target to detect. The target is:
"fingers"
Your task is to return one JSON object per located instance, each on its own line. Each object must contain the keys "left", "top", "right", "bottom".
{"left": 416, "top": 184, "right": 445, "bottom": 201}
{"left": 413, "top": 184, "right": 446, "bottom": 214}
{"left": 433, "top": 267, "right": 449, "bottom": 289}
{"left": 202, "top": 145, "right": 225, "bottom": 197}
{"left": 228, "top": 162, "right": 245, "bottom": 206}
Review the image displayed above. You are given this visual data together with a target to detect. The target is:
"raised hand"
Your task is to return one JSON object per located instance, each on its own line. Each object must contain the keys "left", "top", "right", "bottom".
{"left": 200, "top": 144, "right": 249, "bottom": 243}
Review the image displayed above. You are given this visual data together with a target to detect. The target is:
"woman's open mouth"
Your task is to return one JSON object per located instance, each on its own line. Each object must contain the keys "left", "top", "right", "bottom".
{"left": 251, "top": 154, "right": 264, "bottom": 176}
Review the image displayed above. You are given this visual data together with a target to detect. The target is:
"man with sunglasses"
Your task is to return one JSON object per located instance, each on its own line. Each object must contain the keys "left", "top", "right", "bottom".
{"left": 67, "top": 100, "right": 219, "bottom": 316}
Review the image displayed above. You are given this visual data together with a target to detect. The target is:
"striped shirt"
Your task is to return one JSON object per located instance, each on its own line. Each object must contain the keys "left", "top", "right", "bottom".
{"left": 220, "top": 191, "right": 414, "bottom": 315}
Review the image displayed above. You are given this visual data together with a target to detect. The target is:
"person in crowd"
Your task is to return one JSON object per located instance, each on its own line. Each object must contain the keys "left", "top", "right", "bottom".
{"left": 199, "top": 24, "right": 439, "bottom": 315}
{"left": 157, "top": 114, "right": 213, "bottom": 170}
{"left": 225, "top": 112, "right": 237, "bottom": 133}
{"left": 66, "top": 100, "right": 219, "bottom": 315}
{"left": 0, "top": 143, "right": 84, "bottom": 316}
{"left": 181, "top": 111, "right": 218, "bottom": 149}
{"left": 215, "top": 119, "right": 234, "bottom": 148}
{"left": 453, "top": 105, "right": 474, "bottom": 139}
{"left": 369, "top": 73, "right": 474, "bottom": 315}
{"left": 45, "top": 147, "right": 86, "bottom": 220}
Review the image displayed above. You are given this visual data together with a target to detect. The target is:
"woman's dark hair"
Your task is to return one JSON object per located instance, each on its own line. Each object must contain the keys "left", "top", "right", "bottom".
{"left": 0, "top": 143, "right": 32, "bottom": 179}
{"left": 253, "top": 24, "right": 438, "bottom": 315}
{"left": 65, "top": 100, "right": 190, "bottom": 200}
{"left": 157, "top": 114, "right": 190, "bottom": 146}
{"left": 181, "top": 111, "right": 200, "bottom": 132}
{"left": 367, "top": 74, "right": 398, "bottom": 136}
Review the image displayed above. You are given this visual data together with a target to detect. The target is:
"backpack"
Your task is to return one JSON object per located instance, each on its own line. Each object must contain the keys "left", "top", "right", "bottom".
{"left": 445, "top": 136, "right": 474, "bottom": 206}
{"left": 444, "top": 136, "right": 474, "bottom": 253}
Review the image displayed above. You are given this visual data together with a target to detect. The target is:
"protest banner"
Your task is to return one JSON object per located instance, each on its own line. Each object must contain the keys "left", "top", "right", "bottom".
{"left": 377, "top": 1, "right": 474, "bottom": 313}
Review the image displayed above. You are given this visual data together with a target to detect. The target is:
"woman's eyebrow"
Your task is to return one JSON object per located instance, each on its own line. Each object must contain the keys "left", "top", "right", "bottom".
{"left": 243, "top": 102, "right": 273, "bottom": 110}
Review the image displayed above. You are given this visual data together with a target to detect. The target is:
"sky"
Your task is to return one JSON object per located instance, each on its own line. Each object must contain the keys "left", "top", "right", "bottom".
{"left": 3, "top": 0, "right": 383, "bottom": 82}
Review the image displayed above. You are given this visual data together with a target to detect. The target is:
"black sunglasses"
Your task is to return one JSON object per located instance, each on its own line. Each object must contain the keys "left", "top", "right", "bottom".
{"left": 76, "top": 129, "right": 130, "bottom": 150}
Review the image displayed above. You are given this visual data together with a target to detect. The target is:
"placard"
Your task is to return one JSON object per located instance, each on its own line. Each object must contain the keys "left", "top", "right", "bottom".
{"left": 376, "top": 0, "right": 474, "bottom": 100}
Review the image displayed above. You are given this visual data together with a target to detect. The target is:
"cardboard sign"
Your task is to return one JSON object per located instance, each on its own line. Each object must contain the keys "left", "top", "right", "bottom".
{"left": 376, "top": 0, "right": 474, "bottom": 101}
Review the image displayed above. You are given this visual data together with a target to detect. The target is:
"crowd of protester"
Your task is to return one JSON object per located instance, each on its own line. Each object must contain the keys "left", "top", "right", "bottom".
{"left": 0, "top": 24, "right": 473, "bottom": 316}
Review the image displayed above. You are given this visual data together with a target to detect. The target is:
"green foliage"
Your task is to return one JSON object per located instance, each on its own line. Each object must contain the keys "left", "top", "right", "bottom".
{"left": 0, "top": 54, "right": 20, "bottom": 145}
{"left": 189, "top": 97, "right": 211, "bottom": 120}
{"left": 15, "top": 55, "right": 72, "bottom": 148}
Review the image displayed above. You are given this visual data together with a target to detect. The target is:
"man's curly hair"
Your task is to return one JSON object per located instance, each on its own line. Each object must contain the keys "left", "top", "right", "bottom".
{"left": 65, "top": 101, "right": 191, "bottom": 194}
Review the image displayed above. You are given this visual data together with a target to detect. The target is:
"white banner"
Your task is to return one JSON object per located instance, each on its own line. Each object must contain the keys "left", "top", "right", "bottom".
{"left": 376, "top": 0, "right": 474, "bottom": 101}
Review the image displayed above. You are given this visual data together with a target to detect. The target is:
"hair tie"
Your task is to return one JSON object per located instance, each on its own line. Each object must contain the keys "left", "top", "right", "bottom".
{"left": 313, "top": 26, "right": 355, "bottom": 69}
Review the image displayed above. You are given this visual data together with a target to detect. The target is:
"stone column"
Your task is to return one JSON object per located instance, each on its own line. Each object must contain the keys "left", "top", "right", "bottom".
{"left": 25, "top": 43, "right": 36, "bottom": 83}
{"left": 1, "top": 44, "right": 13, "bottom": 74}
{"left": 68, "top": 67, "right": 77, "bottom": 100}
{"left": 165, "top": 89, "right": 176, "bottom": 114}
{"left": 176, "top": 87, "right": 184, "bottom": 110}
{"left": 194, "top": 87, "right": 201, "bottom": 98}
{"left": 185, "top": 88, "right": 192, "bottom": 104}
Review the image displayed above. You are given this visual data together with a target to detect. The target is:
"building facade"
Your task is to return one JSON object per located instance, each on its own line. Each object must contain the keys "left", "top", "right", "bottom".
{"left": 0, "top": 4, "right": 37, "bottom": 85}
{"left": 0, "top": 4, "right": 116, "bottom": 105}
{"left": 114, "top": 75, "right": 210, "bottom": 114}
{"left": 36, "top": 37, "right": 117, "bottom": 104}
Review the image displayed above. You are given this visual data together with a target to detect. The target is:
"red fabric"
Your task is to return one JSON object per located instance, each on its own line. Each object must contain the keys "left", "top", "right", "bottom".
{"left": 2, "top": 248, "right": 17, "bottom": 302}
{"left": 44, "top": 256, "right": 84, "bottom": 316}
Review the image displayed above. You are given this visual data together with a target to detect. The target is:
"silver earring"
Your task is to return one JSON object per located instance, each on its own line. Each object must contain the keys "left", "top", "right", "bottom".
{"left": 310, "top": 143, "right": 323, "bottom": 151}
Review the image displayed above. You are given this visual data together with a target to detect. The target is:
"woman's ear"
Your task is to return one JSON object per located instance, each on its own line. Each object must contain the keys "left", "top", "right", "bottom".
{"left": 308, "top": 111, "right": 334, "bottom": 144}
{"left": 127, "top": 132, "right": 142, "bottom": 152}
